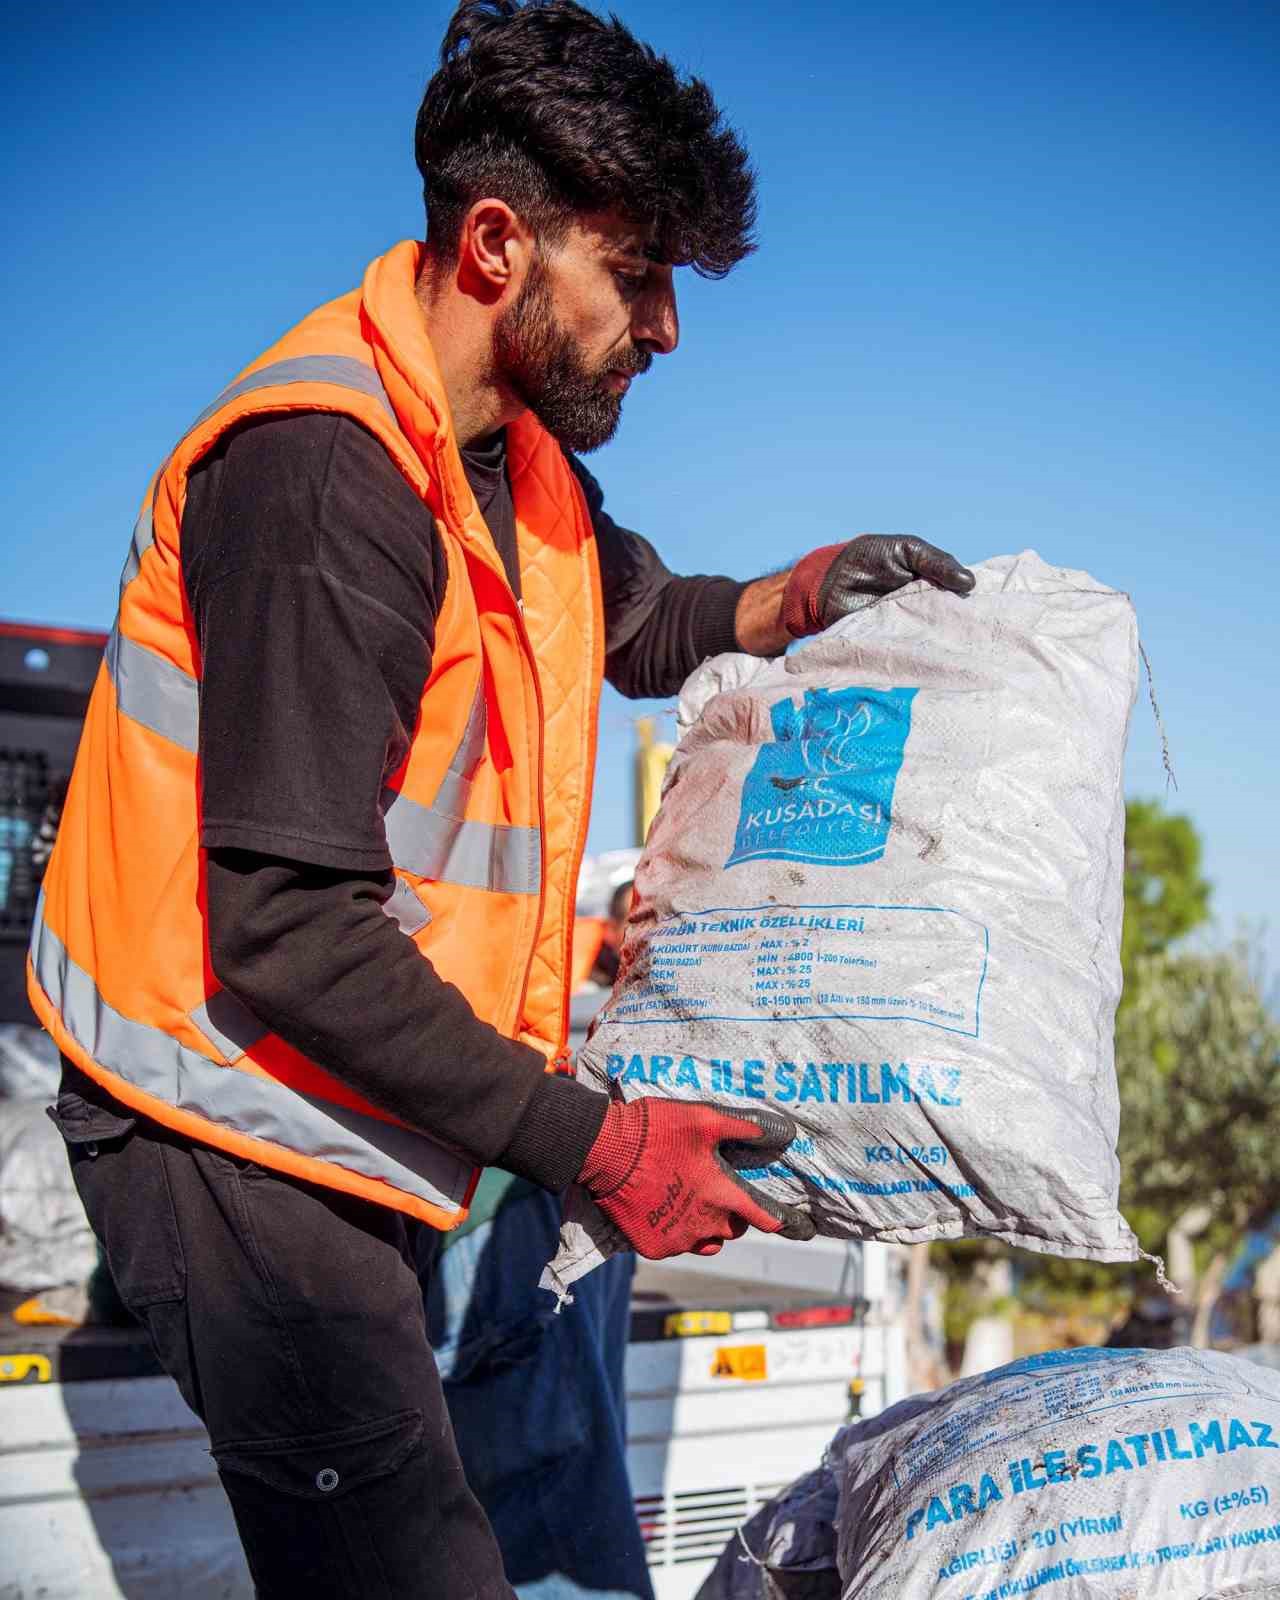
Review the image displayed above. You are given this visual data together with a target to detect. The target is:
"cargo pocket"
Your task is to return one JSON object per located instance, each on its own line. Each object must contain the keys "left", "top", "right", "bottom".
{"left": 47, "top": 1090, "right": 187, "bottom": 1310}
{"left": 213, "top": 1410, "right": 446, "bottom": 1600}
{"left": 212, "top": 1408, "right": 424, "bottom": 1500}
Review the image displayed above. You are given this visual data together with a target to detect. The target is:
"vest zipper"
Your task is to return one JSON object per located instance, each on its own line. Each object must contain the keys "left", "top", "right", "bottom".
{"left": 510, "top": 598, "right": 553, "bottom": 1050}
{"left": 551, "top": 541, "right": 601, "bottom": 1070}
{"left": 466, "top": 496, "right": 584, "bottom": 1067}
{"left": 512, "top": 582, "right": 586, "bottom": 1068}
{"left": 441, "top": 454, "right": 544, "bottom": 1047}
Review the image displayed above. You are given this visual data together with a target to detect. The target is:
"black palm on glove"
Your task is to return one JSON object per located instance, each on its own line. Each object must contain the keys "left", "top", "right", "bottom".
{"left": 782, "top": 535, "right": 975, "bottom": 638}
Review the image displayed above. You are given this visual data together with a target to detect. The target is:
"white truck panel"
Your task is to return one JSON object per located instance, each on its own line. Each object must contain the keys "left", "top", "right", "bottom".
{"left": 1, "top": 1248, "right": 905, "bottom": 1600}
{"left": 0, "top": 1378, "right": 246, "bottom": 1600}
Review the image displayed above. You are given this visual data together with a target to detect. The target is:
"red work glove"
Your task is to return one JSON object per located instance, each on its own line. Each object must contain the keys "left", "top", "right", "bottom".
{"left": 782, "top": 535, "right": 975, "bottom": 638}
{"left": 577, "top": 1098, "right": 816, "bottom": 1260}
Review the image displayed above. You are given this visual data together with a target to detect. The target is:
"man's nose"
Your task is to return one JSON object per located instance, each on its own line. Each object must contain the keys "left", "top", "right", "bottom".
{"left": 632, "top": 271, "right": 679, "bottom": 356}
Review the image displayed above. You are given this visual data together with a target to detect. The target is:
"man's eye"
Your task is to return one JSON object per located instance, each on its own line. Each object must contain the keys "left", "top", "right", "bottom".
{"left": 615, "top": 271, "right": 646, "bottom": 297}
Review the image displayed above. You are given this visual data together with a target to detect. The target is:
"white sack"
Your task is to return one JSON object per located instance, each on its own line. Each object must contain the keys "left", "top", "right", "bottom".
{"left": 545, "top": 553, "right": 1140, "bottom": 1299}
{"left": 0, "top": 1022, "right": 61, "bottom": 1101}
{"left": 835, "top": 1346, "right": 1280, "bottom": 1599}
{"left": 0, "top": 1100, "right": 98, "bottom": 1291}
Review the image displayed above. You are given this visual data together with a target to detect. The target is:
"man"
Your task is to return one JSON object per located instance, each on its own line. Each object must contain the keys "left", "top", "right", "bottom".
{"left": 592, "top": 878, "right": 634, "bottom": 988}
{"left": 30, "top": 2, "right": 973, "bottom": 1594}
{"left": 583, "top": 877, "right": 633, "bottom": 989}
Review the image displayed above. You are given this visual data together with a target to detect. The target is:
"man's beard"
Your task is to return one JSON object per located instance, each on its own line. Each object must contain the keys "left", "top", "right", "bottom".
{"left": 493, "top": 260, "right": 651, "bottom": 453}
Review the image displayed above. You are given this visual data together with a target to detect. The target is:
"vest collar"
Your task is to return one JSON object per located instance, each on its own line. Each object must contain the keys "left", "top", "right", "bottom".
{"left": 360, "top": 240, "right": 551, "bottom": 578}
{"left": 361, "top": 241, "right": 476, "bottom": 533}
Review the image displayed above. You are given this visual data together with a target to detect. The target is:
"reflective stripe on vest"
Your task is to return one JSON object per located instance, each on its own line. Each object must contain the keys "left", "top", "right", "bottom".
{"left": 382, "top": 795, "right": 540, "bottom": 895}
{"left": 188, "top": 355, "right": 398, "bottom": 435}
{"left": 381, "top": 680, "right": 540, "bottom": 895}
{"left": 105, "top": 354, "right": 540, "bottom": 896}
{"left": 383, "top": 879, "right": 432, "bottom": 935}
{"left": 29, "top": 894, "right": 470, "bottom": 1216}
{"left": 104, "top": 626, "right": 199, "bottom": 753}
{"left": 119, "top": 503, "right": 154, "bottom": 594}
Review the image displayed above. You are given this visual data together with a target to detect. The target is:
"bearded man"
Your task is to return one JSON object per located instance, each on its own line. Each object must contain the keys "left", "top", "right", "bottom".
{"left": 31, "top": 2, "right": 972, "bottom": 1594}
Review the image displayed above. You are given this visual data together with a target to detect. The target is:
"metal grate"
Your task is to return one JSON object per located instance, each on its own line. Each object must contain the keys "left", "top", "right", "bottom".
{"left": 636, "top": 1480, "right": 788, "bottom": 1568}
{"left": 0, "top": 748, "right": 50, "bottom": 935}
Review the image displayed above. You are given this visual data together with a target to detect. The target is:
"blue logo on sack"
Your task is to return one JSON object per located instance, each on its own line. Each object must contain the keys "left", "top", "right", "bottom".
{"left": 726, "top": 686, "right": 918, "bottom": 869}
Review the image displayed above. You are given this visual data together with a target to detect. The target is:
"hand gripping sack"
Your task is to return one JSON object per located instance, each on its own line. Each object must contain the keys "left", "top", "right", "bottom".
{"left": 545, "top": 553, "right": 1143, "bottom": 1295}
{"left": 834, "top": 1346, "right": 1280, "bottom": 1599}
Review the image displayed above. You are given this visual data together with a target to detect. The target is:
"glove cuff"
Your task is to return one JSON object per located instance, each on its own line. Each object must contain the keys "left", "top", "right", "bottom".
{"left": 781, "top": 543, "right": 845, "bottom": 638}
{"left": 577, "top": 1099, "right": 645, "bottom": 1199}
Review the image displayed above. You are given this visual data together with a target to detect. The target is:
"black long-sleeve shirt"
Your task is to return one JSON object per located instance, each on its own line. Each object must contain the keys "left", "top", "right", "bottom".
{"left": 183, "top": 414, "right": 745, "bottom": 1192}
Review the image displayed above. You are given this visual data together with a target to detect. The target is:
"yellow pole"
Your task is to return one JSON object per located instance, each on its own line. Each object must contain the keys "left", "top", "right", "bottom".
{"left": 633, "top": 716, "right": 674, "bottom": 846}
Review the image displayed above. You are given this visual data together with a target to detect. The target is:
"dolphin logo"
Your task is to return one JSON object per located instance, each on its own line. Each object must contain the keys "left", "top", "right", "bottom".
{"left": 800, "top": 701, "right": 874, "bottom": 784}
{"left": 727, "top": 686, "right": 917, "bottom": 869}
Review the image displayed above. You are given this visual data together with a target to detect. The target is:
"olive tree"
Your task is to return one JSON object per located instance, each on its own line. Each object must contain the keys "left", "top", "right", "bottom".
{"left": 1117, "top": 941, "right": 1280, "bottom": 1342}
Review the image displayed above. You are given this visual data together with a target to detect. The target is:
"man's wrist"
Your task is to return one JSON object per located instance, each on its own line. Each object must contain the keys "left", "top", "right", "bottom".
{"left": 733, "top": 571, "right": 792, "bottom": 656}
{"left": 496, "top": 1072, "right": 610, "bottom": 1191}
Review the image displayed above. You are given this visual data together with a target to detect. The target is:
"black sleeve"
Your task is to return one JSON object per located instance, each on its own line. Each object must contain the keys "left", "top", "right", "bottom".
{"left": 206, "top": 851, "right": 607, "bottom": 1184}
{"left": 567, "top": 454, "right": 746, "bottom": 700}
{"left": 183, "top": 416, "right": 606, "bottom": 1189}
{"left": 184, "top": 413, "right": 443, "bottom": 870}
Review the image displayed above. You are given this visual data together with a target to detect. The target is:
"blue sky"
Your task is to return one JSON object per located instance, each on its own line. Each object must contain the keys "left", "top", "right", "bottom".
{"left": 3, "top": 0, "right": 1276, "bottom": 960}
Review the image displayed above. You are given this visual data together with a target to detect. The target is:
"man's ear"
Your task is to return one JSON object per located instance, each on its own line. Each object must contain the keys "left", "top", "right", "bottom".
{"left": 457, "top": 199, "right": 534, "bottom": 304}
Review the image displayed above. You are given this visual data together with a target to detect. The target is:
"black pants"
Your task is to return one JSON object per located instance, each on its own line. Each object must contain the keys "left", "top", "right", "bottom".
{"left": 52, "top": 1059, "right": 514, "bottom": 1600}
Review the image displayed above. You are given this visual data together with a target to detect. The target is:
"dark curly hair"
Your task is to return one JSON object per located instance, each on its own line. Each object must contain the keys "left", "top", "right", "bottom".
{"left": 415, "top": 0, "right": 756, "bottom": 278}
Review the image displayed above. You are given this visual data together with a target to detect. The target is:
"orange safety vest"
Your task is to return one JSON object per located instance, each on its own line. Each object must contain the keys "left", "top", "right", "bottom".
{"left": 28, "top": 240, "right": 603, "bottom": 1230}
